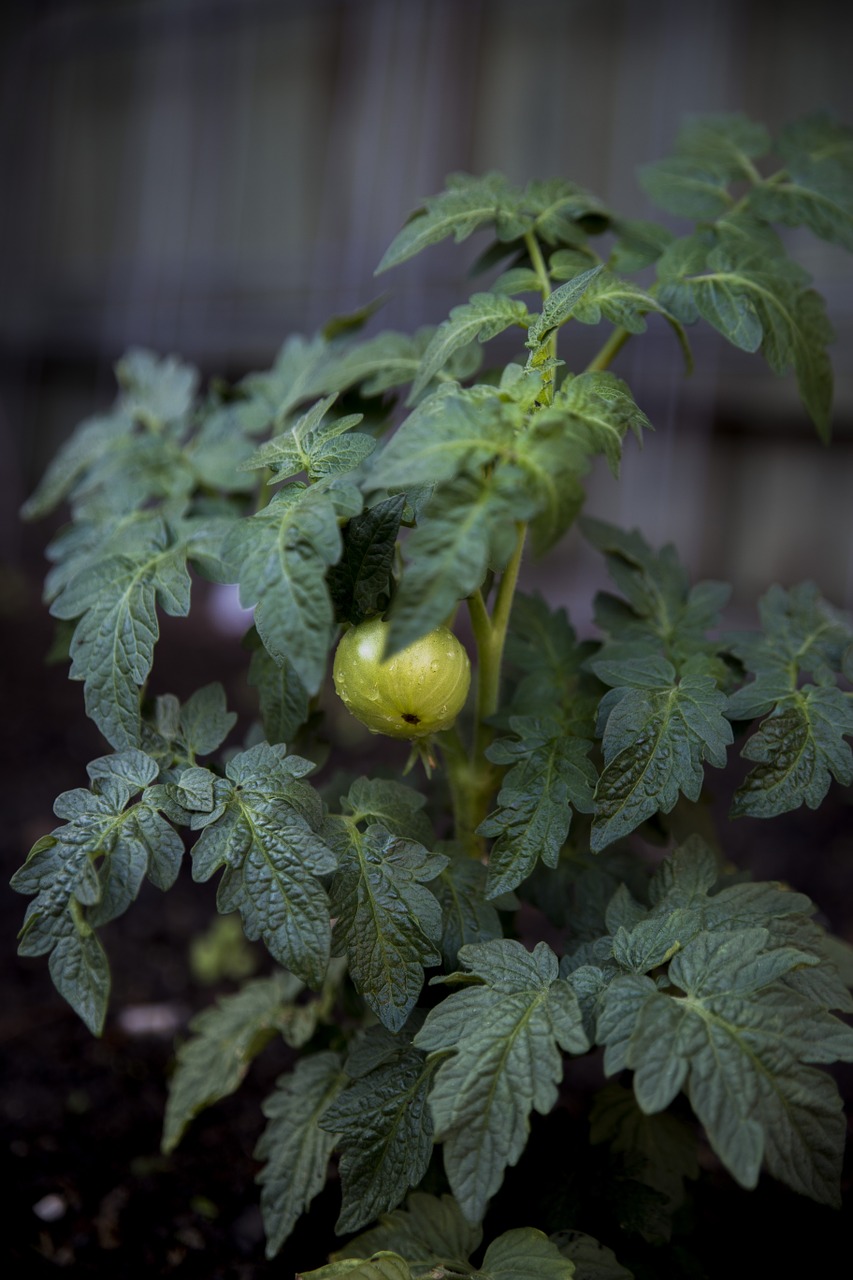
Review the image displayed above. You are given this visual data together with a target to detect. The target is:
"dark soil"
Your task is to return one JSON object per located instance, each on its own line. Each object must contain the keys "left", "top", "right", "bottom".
{"left": 3, "top": 560, "right": 852, "bottom": 1278}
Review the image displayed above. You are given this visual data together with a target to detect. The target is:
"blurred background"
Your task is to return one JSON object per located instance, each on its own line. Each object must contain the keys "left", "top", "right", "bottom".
{"left": 2, "top": 0, "right": 852, "bottom": 619}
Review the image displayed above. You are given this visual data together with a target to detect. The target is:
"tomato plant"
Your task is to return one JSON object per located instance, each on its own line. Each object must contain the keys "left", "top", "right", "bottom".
{"left": 11, "top": 112, "right": 853, "bottom": 1278}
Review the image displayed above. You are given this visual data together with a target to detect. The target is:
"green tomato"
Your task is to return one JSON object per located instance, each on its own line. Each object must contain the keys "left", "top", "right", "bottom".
{"left": 332, "top": 617, "right": 471, "bottom": 739}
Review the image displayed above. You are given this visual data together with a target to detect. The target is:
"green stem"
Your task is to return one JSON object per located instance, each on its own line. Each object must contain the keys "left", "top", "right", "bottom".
{"left": 458, "top": 523, "right": 528, "bottom": 855}
{"left": 524, "top": 230, "right": 551, "bottom": 296}
{"left": 585, "top": 326, "right": 631, "bottom": 373}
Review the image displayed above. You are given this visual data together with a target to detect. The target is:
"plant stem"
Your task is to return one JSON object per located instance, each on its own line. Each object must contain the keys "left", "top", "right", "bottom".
{"left": 585, "top": 326, "right": 631, "bottom": 372}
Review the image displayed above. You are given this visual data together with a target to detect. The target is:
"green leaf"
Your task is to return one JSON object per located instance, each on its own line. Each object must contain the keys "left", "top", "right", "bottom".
{"left": 335, "top": 1191, "right": 481, "bottom": 1270}
{"left": 370, "top": 386, "right": 519, "bottom": 491}
{"left": 639, "top": 157, "right": 734, "bottom": 218}
{"left": 256, "top": 1051, "right": 347, "bottom": 1258}
{"left": 731, "top": 686, "right": 853, "bottom": 817}
{"left": 116, "top": 347, "right": 199, "bottom": 431}
{"left": 597, "top": 929, "right": 853, "bottom": 1205}
{"left": 12, "top": 750, "right": 180, "bottom": 1033}
{"left": 341, "top": 778, "right": 434, "bottom": 847}
{"left": 727, "top": 582, "right": 853, "bottom": 715}
{"left": 22, "top": 410, "right": 135, "bottom": 520}
{"left": 414, "top": 941, "right": 588, "bottom": 1221}
{"left": 300, "top": 1255, "right": 414, "bottom": 1280}
{"left": 50, "top": 518, "right": 192, "bottom": 748}
{"left": 322, "top": 1040, "right": 438, "bottom": 1233}
{"left": 247, "top": 641, "right": 310, "bottom": 744}
{"left": 569, "top": 271, "right": 691, "bottom": 368}
{"left": 330, "top": 825, "right": 448, "bottom": 1031}
{"left": 583, "top": 518, "right": 731, "bottom": 675}
{"left": 479, "top": 717, "right": 596, "bottom": 897}
{"left": 749, "top": 112, "right": 853, "bottom": 251}
{"left": 505, "top": 593, "right": 595, "bottom": 715}
{"left": 143, "top": 683, "right": 237, "bottom": 766}
{"left": 162, "top": 971, "right": 305, "bottom": 1154}
{"left": 538, "top": 372, "right": 653, "bottom": 477}
{"left": 242, "top": 395, "right": 375, "bottom": 483}
{"left": 428, "top": 848, "right": 504, "bottom": 969}
{"left": 525, "top": 176, "right": 611, "bottom": 245}
{"left": 656, "top": 225, "right": 835, "bottom": 438}
{"left": 185, "top": 398, "right": 269, "bottom": 493}
{"left": 480, "top": 1229, "right": 575, "bottom": 1280}
{"left": 242, "top": 333, "right": 332, "bottom": 427}
{"left": 327, "top": 495, "right": 406, "bottom": 625}
{"left": 324, "top": 327, "right": 482, "bottom": 399}
{"left": 607, "top": 218, "right": 674, "bottom": 273}
{"left": 409, "top": 293, "right": 530, "bottom": 401}
{"left": 376, "top": 173, "right": 528, "bottom": 273}
{"left": 591, "top": 672, "right": 732, "bottom": 852}
{"left": 224, "top": 483, "right": 346, "bottom": 695}
{"left": 387, "top": 470, "right": 531, "bottom": 655}
{"left": 639, "top": 114, "right": 770, "bottom": 219}
{"left": 525, "top": 266, "right": 603, "bottom": 359}
{"left": 190, "top": 743, "right": 336, "bottom": 986}
{"left": 725, "top": 583, "right": 853, "bottom": 814}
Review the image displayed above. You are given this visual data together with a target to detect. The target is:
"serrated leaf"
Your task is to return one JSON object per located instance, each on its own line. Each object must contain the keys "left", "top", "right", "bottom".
{"left": 639, "top": 113, "right": 770, "bottom": 218}
{"left": 526, "top": 176, "right": 611, "bottom": 244}
{"left": 608, "top": 218, "right": 674, "bottom": 273}
{"left": 370, "top": 386, "right": 519, "bottom": 491}
{"left": 505, "top": 593, "right": 595, "bottom": 715}
{"left": 22, "top": 410, "right": 135, "bottom": 520}
{"left": 176, "top": 683, "right": 237, "bottom": 758}
{"left": 591, "top": 675, "right": 732, "bottom": 851}
{"left": 479, "top": 1228, "right": 575, "bottom": 1280}
{"left": 726, "top": 582, "right": 853, "bottom": 715}
{"left": 247, "top": 642, "right": 310, "bottom": 744}
{"left": 224, "top": 484, "right": 345, "bottom": 695}
{"left": 428, "top": 849, "right": 504, "bottom": 969}
{"left": 536, "top": 372, "right": 652, "bottom": 478}
{"left": 162, "top": 971, "right": 305, "bottom": 1154}
{"left": 242, "top": 333, "right": 333, "bottom": 427}
{"left": 12, "top": 750, "right": 181, "bottom": 1032}
{"left": 322, "top": 1044, "right": 438, "bottom": 1233}
{"left": 342, "top": 778, "right": 434, "bottom": 847}
{"left": 327, "top": 495, "right": 405, "bottom": 625}
{"left": 597, "top": 929, "right": 852, "bottom": 1205}
{"left": 335, "top": 1191, "right": 481, "bottom": 1270}
{"left": 190, "top": 743, "right": 336, "bottom": 986}
{"left": 256, "top": 1051, "right": 347, "bottom": 1258}
{"left": 116, "top": 347, "right": 199, "bottom": 430}
{"left": 410, "top": 293, "right": 530, "bottom": 400}
{"left": 242, "top": 395, "right": 374, "bottom": 483}
{"left": 570, "top": 271, "right": 690, "bottom": 367}
{"left": 330, "top": 826, "right": 447, "bottom": 1031}
{"left": 731, "top": 686, "right": 853, "bottom": 817}
{"left": 376, "top": 173, "right": 528, "bottom": 273}
{"left": 639, "top": 157, "right": 734, "bottom": 218}
{"left": 479, "top": 717, "right": 596, "bottom": 897}
{"left": 656, "top": 226, "right": 834, "bottom": 438}
{"left": 414, "top": 941, "right": 588, "bottom": 1221}
{"left": 525, "top": 266, "right": 603, "bottom": 358}
{"left": 387, "top": 470, "right": 530, "bottom": 654}
{"left": 583, "top": 518, "right": 731, "bottom": 675}
{"left": 50, "top": 518, "right": 191, "bottom": 748}
{"left": 749, "top": 112, "right": 853, "bottom": 251}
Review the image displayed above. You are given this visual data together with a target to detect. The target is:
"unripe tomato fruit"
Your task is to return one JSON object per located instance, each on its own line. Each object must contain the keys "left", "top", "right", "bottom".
{"left": 332, "top": 617, "right": 471, "bottom": 740}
